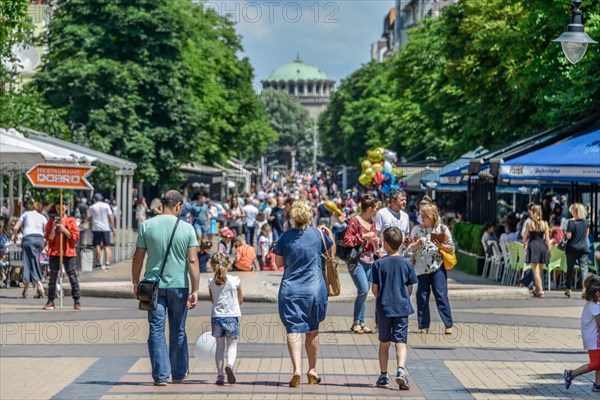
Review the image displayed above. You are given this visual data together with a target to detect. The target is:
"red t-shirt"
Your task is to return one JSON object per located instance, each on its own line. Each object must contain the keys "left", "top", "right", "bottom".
{"left": 45, "top": 216, "right": 80, "bottom": 257}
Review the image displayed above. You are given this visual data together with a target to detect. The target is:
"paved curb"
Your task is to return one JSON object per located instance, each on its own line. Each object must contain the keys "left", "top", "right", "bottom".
{"left": 66, "top": 282, "right": 530, "bottom": 302}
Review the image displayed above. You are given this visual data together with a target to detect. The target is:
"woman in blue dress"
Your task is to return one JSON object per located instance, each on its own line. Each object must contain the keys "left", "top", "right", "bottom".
{"left": 274, "top": 200, "right": 334, "bottom": 388}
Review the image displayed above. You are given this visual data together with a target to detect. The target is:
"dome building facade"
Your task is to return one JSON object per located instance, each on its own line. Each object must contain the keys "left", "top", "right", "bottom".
{"left": 261, "top": 55, "right": 335, "bottom": 121}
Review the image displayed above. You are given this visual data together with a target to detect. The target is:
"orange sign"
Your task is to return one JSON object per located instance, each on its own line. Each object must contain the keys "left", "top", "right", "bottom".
{"left": 26, "top": 164, "right": 95, "bottom": 190}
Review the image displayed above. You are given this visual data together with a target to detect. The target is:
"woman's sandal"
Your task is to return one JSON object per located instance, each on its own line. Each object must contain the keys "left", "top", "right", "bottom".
{"left": 289, "top": 375, "right": 301, "bottom": 387}
{"left": 307, "top": 373, "right": 321, "bottom": 384}
{"left": 360, "top": 326, "right": 374, "bottom": 334}
{"left": 350, "top": 323, "right": 364, "bottom": 334}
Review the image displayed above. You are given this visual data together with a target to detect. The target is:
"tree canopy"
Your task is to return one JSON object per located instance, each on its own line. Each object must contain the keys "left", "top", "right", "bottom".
{"left": 32, "top": 0, "right": 275, "bottom": 185}
{"left": 319, "top": 0, "right": 600, "bottom": 166}
{"left": 259, "top": 88, "right": 313, "bottom": 168}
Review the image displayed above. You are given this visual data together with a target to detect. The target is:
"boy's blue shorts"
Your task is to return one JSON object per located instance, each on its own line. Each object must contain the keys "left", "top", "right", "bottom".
{"left": 378, "top": 315, "right": 408, "bottom": 343}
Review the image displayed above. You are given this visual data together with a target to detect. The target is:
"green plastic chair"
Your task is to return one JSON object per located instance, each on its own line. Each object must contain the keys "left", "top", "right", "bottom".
{"left": 546, "top": 245, "right": 566, "bottom": 290}
{"left": 504, "top": 242, "right": 520, "bottom": 285}
{"left": 592, "top": 242, "right": 600, "bottom": 274}
{"left": 513, "top": 242, "right": 530, "bottom": 285}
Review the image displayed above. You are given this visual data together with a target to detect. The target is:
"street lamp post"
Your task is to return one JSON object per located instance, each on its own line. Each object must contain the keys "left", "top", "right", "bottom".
{"left": 553, "top": 0, "right": 597, "bottom": 65}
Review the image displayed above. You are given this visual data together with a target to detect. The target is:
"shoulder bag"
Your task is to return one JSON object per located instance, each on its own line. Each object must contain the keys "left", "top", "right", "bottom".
{"left": 138, "top": 218, "right": 180, "bottom": 311}
{"left": 436, "top": 226, "right": 457, "bottom": 270}
{"left": 319, "top": 227, "right": 341, "bottom": 297}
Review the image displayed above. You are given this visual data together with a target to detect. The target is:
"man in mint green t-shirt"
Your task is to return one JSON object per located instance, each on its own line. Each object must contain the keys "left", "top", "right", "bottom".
{"left": 132, "top": 190, "right": 199, "bottom": 386}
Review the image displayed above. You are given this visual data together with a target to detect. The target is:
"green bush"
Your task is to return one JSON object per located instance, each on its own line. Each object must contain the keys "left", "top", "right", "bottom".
{"left": 452, "top": 221, "right": 485, "bottom": 256}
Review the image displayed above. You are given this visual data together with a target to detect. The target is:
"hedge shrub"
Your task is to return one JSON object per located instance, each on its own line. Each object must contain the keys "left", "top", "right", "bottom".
{"left": 452, "top": 221, "right": 485, "bottom": 256}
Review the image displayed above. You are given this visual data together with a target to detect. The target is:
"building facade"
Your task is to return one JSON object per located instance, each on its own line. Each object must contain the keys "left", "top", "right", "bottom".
{"left": 261, "top": 55, "right": 335, "bottom": 121}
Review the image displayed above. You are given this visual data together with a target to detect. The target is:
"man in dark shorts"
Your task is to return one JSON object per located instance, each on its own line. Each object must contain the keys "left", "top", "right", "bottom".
{"left": 87, "top": 193, "right": 116, "bottom": 270}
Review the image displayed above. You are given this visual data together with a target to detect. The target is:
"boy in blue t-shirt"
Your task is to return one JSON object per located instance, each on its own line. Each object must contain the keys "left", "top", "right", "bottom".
{"left": 372, "top": 226, "right": 418, "bottom": 390}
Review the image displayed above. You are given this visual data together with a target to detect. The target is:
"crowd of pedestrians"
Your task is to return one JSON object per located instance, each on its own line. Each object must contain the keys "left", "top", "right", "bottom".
{"left": 481, "top": 195, "right": 596, "bottom": 298}
{"left": 1, "top": 192, "right": 121, "bottom": 309}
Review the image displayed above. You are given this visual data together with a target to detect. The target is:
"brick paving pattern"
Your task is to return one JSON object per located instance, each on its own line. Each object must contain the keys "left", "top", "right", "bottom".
{"left": 0, "top": 281, "right": 590, "bottom": 399}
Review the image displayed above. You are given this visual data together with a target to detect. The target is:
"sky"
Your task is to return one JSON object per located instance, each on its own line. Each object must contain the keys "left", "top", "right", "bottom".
{"left": 203, "top": 0, "right": 396, "bottom": 86}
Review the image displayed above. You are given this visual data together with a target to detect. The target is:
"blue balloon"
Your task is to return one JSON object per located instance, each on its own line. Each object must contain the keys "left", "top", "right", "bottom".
{"left": 391, "top": 174, "right": 397, "bottom": 185}
{"left": 381, "top": 181, "right": 391, "bottom": 196}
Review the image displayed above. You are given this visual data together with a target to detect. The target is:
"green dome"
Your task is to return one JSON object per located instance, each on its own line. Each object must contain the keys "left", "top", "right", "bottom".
{"left": 267, "top": 56, "right": 329, "bottom": 81}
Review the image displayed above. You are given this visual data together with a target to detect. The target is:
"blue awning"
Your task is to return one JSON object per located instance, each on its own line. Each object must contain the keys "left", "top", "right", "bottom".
{"left": 500, "top": 130, "right": 600, "bottom": 183}
{"left": 420, "top": 147, "right": 487, "bottom": 188}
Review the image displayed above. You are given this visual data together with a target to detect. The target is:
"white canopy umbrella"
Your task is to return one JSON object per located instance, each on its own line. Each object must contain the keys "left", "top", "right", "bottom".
{"left": 1, "top": 128, "right": 96, "bottom": 164}
{"left": 0, "top": 143, "right": 45, "bottom": 164}
{"left": 1, "top": 128, "right": 96, "bottom": 216}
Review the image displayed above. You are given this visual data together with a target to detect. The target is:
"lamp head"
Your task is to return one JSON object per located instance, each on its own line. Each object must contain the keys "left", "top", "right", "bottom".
{"left": 553, "top": 0, "right": 597, "bottom": 64}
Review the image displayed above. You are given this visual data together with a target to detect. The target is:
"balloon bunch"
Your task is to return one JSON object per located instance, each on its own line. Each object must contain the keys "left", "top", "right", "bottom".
{"left": 358, "top": 147, "right": 403, "bottom": 195}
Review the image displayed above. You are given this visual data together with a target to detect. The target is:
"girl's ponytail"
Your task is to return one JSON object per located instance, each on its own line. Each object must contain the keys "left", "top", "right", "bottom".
{"left": 210, "top": 252, "right": 230, "bottom": 286}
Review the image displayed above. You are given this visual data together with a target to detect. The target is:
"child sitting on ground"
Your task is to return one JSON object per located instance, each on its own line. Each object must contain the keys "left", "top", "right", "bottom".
{"left": 565, "top": 274, "right": 600, "bottom": 393}
{"left": 209, "top": 252, "right": 243, "bottom": 386}
{"left": 232, "top": 235, "right": 258, "bottom": 271}
{"left": 371, "top": 227, "right": 418, "bottom": 390}
{"left": 198, "top": 241, "right": 212, "bottom": 273}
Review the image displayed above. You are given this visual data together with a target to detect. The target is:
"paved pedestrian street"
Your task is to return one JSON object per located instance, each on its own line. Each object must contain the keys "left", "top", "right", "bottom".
{"left": 0, "top": 292, "right": 592, "bottom": 400}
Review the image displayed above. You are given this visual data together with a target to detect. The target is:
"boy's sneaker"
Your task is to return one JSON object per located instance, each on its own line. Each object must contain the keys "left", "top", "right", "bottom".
{"left": 153, "top": 381, "right": 167, "bottom": 386}
{"left": 396, "top": 369, "right": 410, "bottom": 390}
{"left": 593, "top": 383, "right": 600, "bottom": 392}
{"left": 216, "top": 375, "right": 225, "bottom": 386}
{"left": 105, "top": 263, "right": 110, "bottom": 270}
{"left": 564, "top": 369, "right": 573, "bottom": 390}
{"left": 74, "top": 302, "right": 82, "bottom": 310}
{"left": 225, "top": 365, "right": 236, "bottom": 384}
{"left": 376, "top": 374, "right": 389, "bottom": 387}
{"left": 43, "top": 301, "right": 55, "bottom": 310}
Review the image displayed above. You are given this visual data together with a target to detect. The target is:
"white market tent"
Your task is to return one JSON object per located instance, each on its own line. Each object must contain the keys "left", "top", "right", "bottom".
{"left": 0, "top": 127, "right": 137, "bottom": 262}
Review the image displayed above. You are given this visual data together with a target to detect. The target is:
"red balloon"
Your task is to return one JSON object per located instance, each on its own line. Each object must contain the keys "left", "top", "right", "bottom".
{"left": 374, "top": 171, "right": 384, "bottom": 186}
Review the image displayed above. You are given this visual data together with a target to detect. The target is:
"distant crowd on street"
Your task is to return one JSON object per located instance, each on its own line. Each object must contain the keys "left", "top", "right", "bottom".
{"left": 0, "top": 192, "right": 117, "bottom": 311}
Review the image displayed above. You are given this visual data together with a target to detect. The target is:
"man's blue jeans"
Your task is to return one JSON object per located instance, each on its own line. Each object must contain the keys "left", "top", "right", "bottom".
{"left": 147, "top": 288, "right": 189, "bottom": 383}
{"left": 349, "top": 261, "right": 373, "bottom": 324}
{"left": 245, "top": 226, "right": 255, "bottom": 246}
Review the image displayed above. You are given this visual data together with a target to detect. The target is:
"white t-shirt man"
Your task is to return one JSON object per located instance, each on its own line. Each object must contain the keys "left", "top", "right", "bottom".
{"left": 88, "top": 201, "right": 114, "bottom": 232}
{"left": 208, "top": 276, "right": 241, "bottom": 318}
{"left": 19, "top": 211, "right": 47, "bottom": 236}
{"left": 374, "top": 207, "right": 410, "bottom": 255}
{"left": 581, "top": 301, "right": 600, "bottom": 350}
{"left": 242, "top": 204, "right": 259, "bottom": 228}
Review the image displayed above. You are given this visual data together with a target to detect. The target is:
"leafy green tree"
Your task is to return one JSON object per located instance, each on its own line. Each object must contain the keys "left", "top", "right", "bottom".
{"left": 0, "top": 0, "right": 31, "bottom": 85}
{"left": 34, "top": 0, "right": 275, "bottom": 186}
{"left": 319, "top": 0, "right": 600, "bottom": 164}
{"left": 259, "top": 88, "right": 314, "bottom": 168}
{"left": 318, "top": 61, "right": 393, "bottom": 165}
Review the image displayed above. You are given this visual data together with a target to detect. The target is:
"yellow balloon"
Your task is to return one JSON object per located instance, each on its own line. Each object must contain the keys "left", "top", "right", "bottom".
{"left": 361, "top": 159, "right": 372, "bottom": 171}
{"left": 364, "top": 167, "right": 374, "bottom": 177}
{"left": 324, "top": 200, "right": 342, "bottom": 216}
{"left": 372, "top": 163, "right": 383, "bottom": 173}
{"left": 367, "top": 149, "right": 383, "bottom": 163}
{"left": 358, "top": 173, "right": 371, "bottom": 186}
{"left": 391, "top": 167, "right": 403, "bottom": 178}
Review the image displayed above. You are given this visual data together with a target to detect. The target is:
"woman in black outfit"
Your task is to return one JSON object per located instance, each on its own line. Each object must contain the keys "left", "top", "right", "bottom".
{"left": 564, "top": 203, "right": 590, "bottom": 298}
